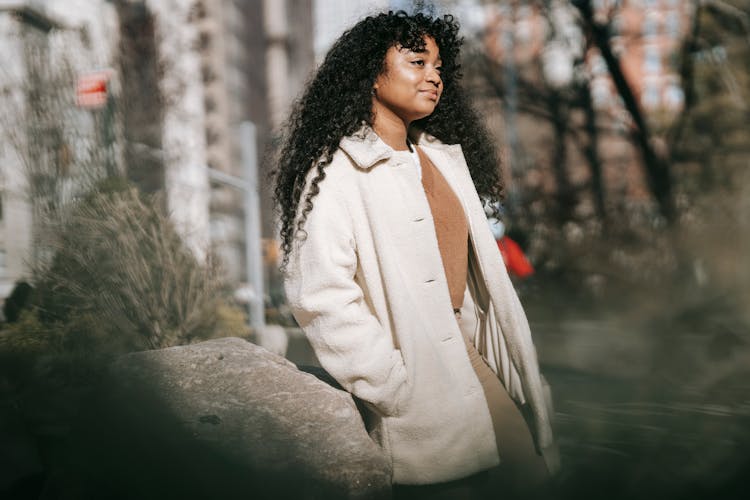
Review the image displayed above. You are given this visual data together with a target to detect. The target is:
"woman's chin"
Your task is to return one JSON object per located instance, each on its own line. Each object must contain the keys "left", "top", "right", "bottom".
{"left": 410, "top": 109, "right": 437, "bottom": 122}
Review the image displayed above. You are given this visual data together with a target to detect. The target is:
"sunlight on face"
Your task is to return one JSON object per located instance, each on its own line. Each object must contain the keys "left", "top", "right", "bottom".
{"left": 372, "top": 36, "right": 443, "bottom": 125}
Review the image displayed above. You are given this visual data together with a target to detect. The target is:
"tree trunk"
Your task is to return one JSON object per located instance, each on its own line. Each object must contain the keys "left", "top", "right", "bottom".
{"left": 550, "top": 91, "right": 575, "bottom": 222}
{"left": 581, "top": 80, "right": 607, "bottom": 226}
{"left": 574, "top": 0, "right": 676, "bottom": 224}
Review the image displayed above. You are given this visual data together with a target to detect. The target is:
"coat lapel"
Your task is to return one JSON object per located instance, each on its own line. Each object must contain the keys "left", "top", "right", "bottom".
{"left": 418, "top": 141, "right": 528, "bottom": 402}
{"left": 417, "top": 143, "right": 498, "bottom": 278}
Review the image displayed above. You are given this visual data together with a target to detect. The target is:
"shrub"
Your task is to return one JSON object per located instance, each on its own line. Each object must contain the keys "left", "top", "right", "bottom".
{"left": 26, "top": 180, "right": 249, "bottom": 354}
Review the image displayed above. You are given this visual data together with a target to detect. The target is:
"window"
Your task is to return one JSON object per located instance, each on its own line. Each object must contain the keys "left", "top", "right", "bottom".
{"left": 204, "top": 94, "right": 216, "bottom": 113}
{"left": 643, "top": 13, "right": 659, "bottom": 38}
{"left": 591, "top": 53, "right": 607, "bottom": 76}
{"left": 641, "top": 82, "right": 661, "bottom": 109}
{"left": 664, "top": 83, "right": 684, "bottom": 110}
{"left": 201, "top": 63, "right": 216, "bottom": 84}
{"left": 0, "top": 249, "right": 6, "bottom": 277}
{"left": 610, "top": 14, "right": 624, "bottom": 37}
{"left": 189, "top": 1, "right": 207, "bottom": 21}
{"left": 665, "top": 11, "right": 680, "bottom": 36}
{"left": 517, "top": 5, "right": 533, "bottom": 19}
{"left": 643, "top": 45, "right": 661, "bottom": 73}
{"left": 205, "top": 126, "right": 220, "bottom": 146}
{"left": 515, "top": 6, "right": 534, "bottom": 44}
{"left": 591, "top": 78, "right": 611, "bottom": 108}
{"left": 611, "top": 38, "right": 625, "bottom": 56}
{"left": 198, "top": 31, "right": 211, "bottom": 51}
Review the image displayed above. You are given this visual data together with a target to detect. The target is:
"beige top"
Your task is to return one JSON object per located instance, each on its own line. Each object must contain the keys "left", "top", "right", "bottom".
{"left": 417, "top": 146, "right": 468, "bottom": 311}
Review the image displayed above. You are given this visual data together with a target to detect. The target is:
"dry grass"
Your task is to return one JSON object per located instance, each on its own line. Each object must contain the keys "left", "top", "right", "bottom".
{"left": 26, "top": 180, "right": 248, "bottom": 353}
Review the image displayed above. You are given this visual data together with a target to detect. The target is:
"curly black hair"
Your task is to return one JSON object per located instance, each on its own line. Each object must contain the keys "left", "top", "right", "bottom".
{"left": 272, "top": 10, "right": 503, "bottom": 268}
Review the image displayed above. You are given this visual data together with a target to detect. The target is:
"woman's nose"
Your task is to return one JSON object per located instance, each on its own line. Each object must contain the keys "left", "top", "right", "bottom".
{"left": 426, "top": 69, "right": 441, "bottom": 86}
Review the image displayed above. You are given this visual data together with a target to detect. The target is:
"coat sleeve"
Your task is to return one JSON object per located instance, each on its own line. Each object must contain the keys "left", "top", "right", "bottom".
{"left": 283, "top": 181, "right": 408, "bottom": 416}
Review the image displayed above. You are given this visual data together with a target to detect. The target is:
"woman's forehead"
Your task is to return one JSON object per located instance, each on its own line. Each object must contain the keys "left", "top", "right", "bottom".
{"left": 395, "top": 36, "right": 441, "bottom": 58}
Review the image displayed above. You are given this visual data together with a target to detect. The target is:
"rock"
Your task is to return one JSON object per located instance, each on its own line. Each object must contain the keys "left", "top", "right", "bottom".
{"left": 79, "top": 337, "right": 391, "bottom": 499}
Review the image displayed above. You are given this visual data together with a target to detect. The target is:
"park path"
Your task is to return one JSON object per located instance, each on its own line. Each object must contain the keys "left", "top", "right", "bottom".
{"left": 531, "top": 316, "right": 750, "bottom": 498}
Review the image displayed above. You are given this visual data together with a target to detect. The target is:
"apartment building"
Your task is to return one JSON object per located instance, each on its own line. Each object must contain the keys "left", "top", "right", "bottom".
{"left": 590, "top": 0, "right": 693, "bottom": 114}
{"left": 191, "top": 0, "right": 313, "bottom": 281}
{"left": 0, "top": 0, "right": 119, "bottom": 298}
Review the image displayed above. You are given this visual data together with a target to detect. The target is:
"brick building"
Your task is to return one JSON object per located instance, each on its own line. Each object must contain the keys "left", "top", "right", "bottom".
{"left": 479, "top": 0, "right": 694, "bottom": 213}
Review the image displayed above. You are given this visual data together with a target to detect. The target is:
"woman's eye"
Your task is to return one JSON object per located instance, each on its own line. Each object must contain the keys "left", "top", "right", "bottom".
{"left": 435, "top": 66, "right": 443, "bottom": 73}
{"left": 411, "top": 59, "right": 425, "bottom": 66}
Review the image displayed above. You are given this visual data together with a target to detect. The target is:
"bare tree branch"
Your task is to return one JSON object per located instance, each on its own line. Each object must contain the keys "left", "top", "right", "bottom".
{"left": 573, "top": 0, "right": 676, "bottom": 224}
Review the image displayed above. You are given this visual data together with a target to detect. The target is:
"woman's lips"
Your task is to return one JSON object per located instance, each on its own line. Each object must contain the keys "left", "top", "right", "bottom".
{"left": 420, "top": 90, "right": 439, "bottom": 101}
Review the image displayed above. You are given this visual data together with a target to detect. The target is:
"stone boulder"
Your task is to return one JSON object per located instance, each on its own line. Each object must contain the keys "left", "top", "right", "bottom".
{"left": 77, "top": 337, "right": 391, "bottom": 499}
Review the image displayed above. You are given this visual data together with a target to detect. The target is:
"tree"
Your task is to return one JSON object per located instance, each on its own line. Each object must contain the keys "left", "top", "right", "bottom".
{"left": 573, "top": 0, "right": 677, "bottom": 223}
{"left": 465, "top": 0, "right": 750, "bottom": 295}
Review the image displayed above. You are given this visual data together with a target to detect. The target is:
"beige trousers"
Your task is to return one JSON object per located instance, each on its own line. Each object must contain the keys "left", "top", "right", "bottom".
{"left": 460, "top": 323, "right": 549, "bottom": 494}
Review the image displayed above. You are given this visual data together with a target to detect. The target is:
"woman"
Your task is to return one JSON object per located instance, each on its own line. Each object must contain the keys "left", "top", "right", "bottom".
{"left": 274, "top": 10, "right": 558, "bottom": 494}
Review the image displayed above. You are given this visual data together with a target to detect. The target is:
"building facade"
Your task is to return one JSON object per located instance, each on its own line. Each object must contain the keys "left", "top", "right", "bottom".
{"left": 0, "top": 0, "right": 119, "bottom": 299}
{"left": 0, "top": 3, "right": 39, "bottom": 298}
{"left": 0, "top": 0, "right": 317, "bottom": 315}
{"left": 589, "top": 0, "right": 692, "bottom": 115}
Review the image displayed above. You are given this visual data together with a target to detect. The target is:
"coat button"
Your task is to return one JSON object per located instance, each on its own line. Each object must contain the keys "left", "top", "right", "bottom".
{"left": 414, "top": 216, "right": 424, "bottom": 222}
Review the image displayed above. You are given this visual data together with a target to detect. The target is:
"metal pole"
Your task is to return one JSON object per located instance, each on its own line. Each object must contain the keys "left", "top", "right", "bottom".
{"left": 238, "top": 121, "right": 265, "bottom": 332}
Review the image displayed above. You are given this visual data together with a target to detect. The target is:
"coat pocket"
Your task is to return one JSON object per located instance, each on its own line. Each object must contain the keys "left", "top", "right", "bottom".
{"left": 367, "top": 349, "right": 410, "bottom": 418}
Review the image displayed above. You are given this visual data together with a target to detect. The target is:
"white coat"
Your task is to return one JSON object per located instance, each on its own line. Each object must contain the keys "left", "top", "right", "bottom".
{"left": 284, "top": 125, "right": 558, "bottom": 485}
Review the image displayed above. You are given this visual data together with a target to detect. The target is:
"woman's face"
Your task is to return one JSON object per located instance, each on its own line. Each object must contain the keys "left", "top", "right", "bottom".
{"left": 372, "top": 36, "right": 443, "bottom": 125}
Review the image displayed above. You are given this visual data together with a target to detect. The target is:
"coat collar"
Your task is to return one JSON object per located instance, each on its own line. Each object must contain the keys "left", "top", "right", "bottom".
{"left": 339, "top": 123, "right": 461, "bottom": 170}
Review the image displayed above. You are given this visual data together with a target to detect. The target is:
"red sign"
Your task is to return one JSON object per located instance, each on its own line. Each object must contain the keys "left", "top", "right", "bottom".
{"left": 76, "top": 70, "right": 111, "bottom": 109}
